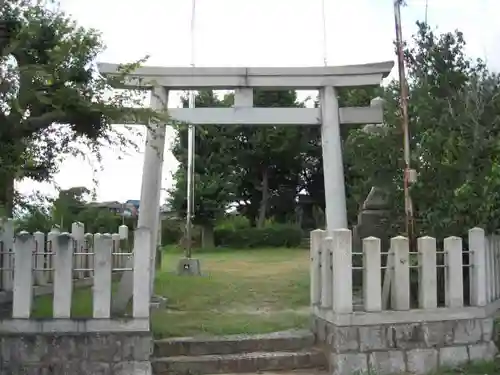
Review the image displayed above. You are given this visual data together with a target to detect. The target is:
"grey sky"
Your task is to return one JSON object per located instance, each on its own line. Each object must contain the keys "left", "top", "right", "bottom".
{"left": 16, "top": 0, "right": 500, "bottom": 203}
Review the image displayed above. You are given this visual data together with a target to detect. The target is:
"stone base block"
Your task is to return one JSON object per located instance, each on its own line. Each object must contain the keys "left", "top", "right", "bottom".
{"left": 312, "top": 314, "right": 499, "bottom": 375}
{"left": 370, "top": 350, "right": 406, "bottom": 374}
{"left": 468, "top": 342, "right": 498, "bottom": 362}
{"left": 113, "top": 361, "right": 152, "bottom": 375}
{"left": 0, "top": 332, "right": 153, "bottom": 375}
{"left": 176, "top": 258, "right": 202, "bottom": 276}
{"left": 330, "top": 353, "right": 367, "bottom": 375}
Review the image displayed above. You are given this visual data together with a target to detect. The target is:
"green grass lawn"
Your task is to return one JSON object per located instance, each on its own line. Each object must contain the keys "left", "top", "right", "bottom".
{"left": 433, "top": 361, "right": 499, "bottom": 375}
{"left": 152, "top": 247, "right": 310, "bottom": 337}
{"left": 31, "top": 247, "right": 311, "bottom": 337}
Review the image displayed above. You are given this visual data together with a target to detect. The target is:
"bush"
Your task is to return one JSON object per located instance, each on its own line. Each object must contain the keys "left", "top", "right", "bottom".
{"left": 161, "top": 218, "right": 184, "bottom": 245}
{"left": 215, "top": 215, "right": 251, "bottom": 230}
{"left": 214, "top": 224, "right": 302, "bottom": 248}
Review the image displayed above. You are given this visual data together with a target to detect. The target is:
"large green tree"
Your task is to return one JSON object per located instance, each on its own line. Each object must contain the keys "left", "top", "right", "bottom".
{"left": 231, "top": 90, "right": 307, "bottom": 227}
{"left": 345, "top": 22, "right": 500, "bottom": 237}
{"left": 169, "top": 89, "right": 308, "bottom": 245}
{"left": 0, "top": 0, "right": 152, "bottom": 216}
{"left": 51, "top": 186, "right": 91, "bottom": 229}
{"left": 169, "top": 91, "right": 238, "bottom": 247}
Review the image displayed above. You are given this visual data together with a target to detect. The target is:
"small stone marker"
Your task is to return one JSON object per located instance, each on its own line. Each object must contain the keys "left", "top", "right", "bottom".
{"left": 176, "top": 257, "right": 201, "bottom": 276}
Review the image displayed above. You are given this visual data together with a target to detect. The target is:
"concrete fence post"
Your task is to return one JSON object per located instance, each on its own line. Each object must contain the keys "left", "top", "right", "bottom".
{"left": 310, "top": 229, "right": 325, "bottom": 307}
{"left": 391, "top": 236, "right": 410, "bottom": 310}
{"left": 469, "top": 227, "right": 486, "bottom": 307}
{"left": 12, "top": 232, "right": 34, "bottom": 318}
{"left": 331, "top": 229, "right": 353, "bottom": 314}
{"left": 363, "top": 236, "right": 382, "bottom": 312}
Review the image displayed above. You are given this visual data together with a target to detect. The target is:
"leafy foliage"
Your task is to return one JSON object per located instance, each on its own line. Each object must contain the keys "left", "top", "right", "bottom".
{"left": 51, "top": 186, "right": 91, "bottom": 227}
{"left": 345, "top": 22, "right": 500, "bottom": 236}
{"left": 214, "top": 223, "right": 302, "bottom": 249}
{"left": 169, "top": 91, "right": 238, "bottom": 227}
{"left": 169, "top": 89, "right": 308, "bottom": 229}
{"left": 15, "top": 186, "right": 135, "bottom": 234}
{"left": 0, "top": 0, "right": 158, "bottom": 216}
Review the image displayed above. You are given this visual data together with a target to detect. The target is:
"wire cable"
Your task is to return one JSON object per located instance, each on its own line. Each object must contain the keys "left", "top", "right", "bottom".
{"left": 321, "top": 0, "right": 328, "bottom": 66}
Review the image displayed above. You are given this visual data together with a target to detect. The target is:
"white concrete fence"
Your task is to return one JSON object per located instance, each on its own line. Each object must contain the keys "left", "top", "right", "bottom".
{"left": 310, "top": 227, "right": 500, "bottom": 314}
{"left": 0, "top": 220, "right": 153, "bottom": 320}
{"left": 0, "top": 220, "right": 131, "bottom": 293}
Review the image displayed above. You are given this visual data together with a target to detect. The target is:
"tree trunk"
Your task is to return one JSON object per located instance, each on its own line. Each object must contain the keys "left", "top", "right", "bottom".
{"left": 201, "top": 224, "right": 215, "bottom": 249}
{"left": 0, "top": 172, "right": 15, "bottom": 217}
{"left": 257, "top": 168, "right": 269, "bottom": 228}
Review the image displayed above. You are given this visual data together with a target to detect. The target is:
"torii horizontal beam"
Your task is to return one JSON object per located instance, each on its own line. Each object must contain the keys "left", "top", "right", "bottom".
{"left": 115, "top": 106, "right": 383, "bottom": 126}
{"left": 167, "top": 106, "right": 382, "bottom": 126}
{"left": 98, "top": 61, "right": 394, "bottom": 89}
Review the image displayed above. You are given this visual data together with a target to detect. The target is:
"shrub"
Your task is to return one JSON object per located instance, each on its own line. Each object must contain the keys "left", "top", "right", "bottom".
{"left": 215, "top": 215, "right": 250, "bottom": 230}
{"left": 161, "top": 218, "right": 184, "bottom": 245}
{"left": 214, "top": 223, "right": 302, "bottom": 248}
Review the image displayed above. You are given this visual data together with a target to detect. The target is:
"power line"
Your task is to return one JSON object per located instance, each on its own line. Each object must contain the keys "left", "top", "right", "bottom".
{"left": 424, "top": 0, "right": 429, "bottom": 23}
{"left": 190, "top": 0, "right": 197, "bottom": 69}
{"left": 321, "top": 0, "right": 328, "bottom": 66}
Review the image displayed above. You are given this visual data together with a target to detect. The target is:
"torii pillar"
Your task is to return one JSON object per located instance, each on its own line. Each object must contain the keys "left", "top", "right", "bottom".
{"left": 113, "top": 87, "right": 168, "bottom": 311}
{"left": 320, "top": 85, "right": 348, "bottom": 230}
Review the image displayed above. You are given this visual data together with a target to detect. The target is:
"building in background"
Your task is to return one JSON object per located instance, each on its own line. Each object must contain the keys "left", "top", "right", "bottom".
{"left": 88, "top": 199, "right": 173, "bottom": 219}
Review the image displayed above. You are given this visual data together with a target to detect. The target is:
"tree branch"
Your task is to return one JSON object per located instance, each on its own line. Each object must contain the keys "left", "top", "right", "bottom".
{"left": 21, "top": 110, "right": 71, "bottom": 135}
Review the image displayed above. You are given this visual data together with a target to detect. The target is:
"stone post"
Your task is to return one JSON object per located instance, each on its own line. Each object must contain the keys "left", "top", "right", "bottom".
{"left": 310, "top": 229, "right": 325, "bottom": 307}
{"left": 469, "top": 227, "right": 486, "bottom": 307}
{"left": 331, "top": 229, "right": 353, "bottom": 313}
{"left": 12, "top": 232, "right": 34, "bottom": 318}
{"left": 71, "top": 222, "right": 85, "bottom": 279}
{"left": 444, "top": 236, "right": 464, "bottom": 308}
{"left": 418, "top": 236, "right": 437, "bottom": 309}
{"left": 93, "top": 234, "right": 112, "bottom": 318}
{"left": 363, "top": 236, "right": 381, "bottom": 311}
{"left": 321, "top": 236, "right": 333, "bottom": 308}
{"left": 391, "top": 236, "right": 410, "bottom": 310}
{"left": 53, "top": 233, "right": 73, "bottom": 318}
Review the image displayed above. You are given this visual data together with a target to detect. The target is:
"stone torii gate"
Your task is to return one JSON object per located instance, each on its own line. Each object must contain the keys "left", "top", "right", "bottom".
{"left": 98, "top": 61, "right": 394, "bottom": 308}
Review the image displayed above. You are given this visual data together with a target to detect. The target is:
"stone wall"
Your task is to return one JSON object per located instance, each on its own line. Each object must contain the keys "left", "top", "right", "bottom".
{"left": 0, "top": 332, "right": 152, "bottom": 375}
{"left": 312, "top": 315, "right": 498, "bottom": 375}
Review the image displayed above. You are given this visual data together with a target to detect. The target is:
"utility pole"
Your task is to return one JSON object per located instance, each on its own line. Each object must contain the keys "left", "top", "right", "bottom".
{"left": 393, "top": 0, "right": 415, "bottom": 240}
{"left": 185, "top": 0, "right": 197, "bottom": 259}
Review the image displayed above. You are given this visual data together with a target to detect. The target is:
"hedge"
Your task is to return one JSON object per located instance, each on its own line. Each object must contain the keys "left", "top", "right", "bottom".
{"left": 214, "top": 224, "right": 302, "bottom": 248}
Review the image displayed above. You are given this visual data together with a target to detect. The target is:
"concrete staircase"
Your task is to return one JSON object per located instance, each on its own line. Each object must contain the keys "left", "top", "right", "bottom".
{"left": 151, "top": 330, "right": 326, "bottom": 375}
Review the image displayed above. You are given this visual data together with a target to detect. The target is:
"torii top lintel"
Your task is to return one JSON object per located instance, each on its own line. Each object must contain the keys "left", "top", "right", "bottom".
{"left": 97, "top": 61, "right": 394, "bottom": 90}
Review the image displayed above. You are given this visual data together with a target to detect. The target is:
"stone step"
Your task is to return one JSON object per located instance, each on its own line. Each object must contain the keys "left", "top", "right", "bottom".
{"left": 154, "top": 330, "right": 315, "bottom": 357}
{"left": 151, "top": 350, "right": 326, "bottom": 375}
{"left": 207, "top": 370, "right": 329, "bottom": 375}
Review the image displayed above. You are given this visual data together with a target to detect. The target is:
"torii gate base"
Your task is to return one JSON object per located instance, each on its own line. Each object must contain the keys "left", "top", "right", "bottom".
{"left": 99, "top": 61, "right": 394, "bottom": 313}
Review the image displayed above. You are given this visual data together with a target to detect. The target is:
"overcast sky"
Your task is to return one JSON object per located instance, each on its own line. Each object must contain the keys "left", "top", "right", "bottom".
{"left": 16, "top": 0, "right": 500, "bottom": 204}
